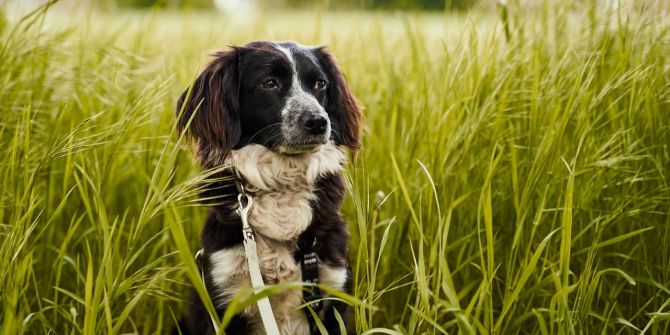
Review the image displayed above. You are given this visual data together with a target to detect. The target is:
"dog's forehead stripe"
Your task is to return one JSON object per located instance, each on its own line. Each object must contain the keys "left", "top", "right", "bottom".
{"left": 274, "top": 45, "right": 296, "bottom": 72}
{"left": 274, "top": 43, "right": 321, "bottom": 77}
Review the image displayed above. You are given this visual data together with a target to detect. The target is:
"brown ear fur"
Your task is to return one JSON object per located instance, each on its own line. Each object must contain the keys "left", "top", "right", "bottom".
{"left": 315, "top": 47, "right": 364, "bottom": 153}
{"left": 176, "top": 49, "right": 241, "bottom": 167}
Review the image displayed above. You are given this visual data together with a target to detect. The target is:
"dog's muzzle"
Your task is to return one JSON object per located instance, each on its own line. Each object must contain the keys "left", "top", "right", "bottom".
{"left": 280, "top": 91, "right": 331, "bottom": 154}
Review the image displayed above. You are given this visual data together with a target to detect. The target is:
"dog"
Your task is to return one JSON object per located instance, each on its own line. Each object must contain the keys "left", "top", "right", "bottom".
{"left": 174, "top": 41, "right": 362, "bottom": 335}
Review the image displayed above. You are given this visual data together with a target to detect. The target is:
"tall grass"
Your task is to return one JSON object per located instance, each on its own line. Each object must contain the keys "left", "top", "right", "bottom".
{"left": 1, "top": 1, "right": 669, "bottom": 334}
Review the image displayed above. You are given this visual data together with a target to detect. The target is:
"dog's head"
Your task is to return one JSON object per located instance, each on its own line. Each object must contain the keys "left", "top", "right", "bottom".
{"left": 177, "top": 41, "right": 362, "bottom": 167}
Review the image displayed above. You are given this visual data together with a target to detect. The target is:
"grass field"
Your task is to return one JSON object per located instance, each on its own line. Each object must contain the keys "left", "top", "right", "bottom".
{"left": 1, "top": 1, "right": 670, "bottom": 334}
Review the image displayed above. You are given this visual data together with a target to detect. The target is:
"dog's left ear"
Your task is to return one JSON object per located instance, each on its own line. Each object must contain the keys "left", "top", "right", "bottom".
{"left": 314, "top": 47, "right": 363, "bottom": 152}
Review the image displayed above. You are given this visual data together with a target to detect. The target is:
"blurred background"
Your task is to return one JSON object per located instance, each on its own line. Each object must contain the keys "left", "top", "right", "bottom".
{"left": 6, "top": 0, "right": 669, "bottom": 21}
{"left": 34, "top": 0, "right": 481, "bottom": 11}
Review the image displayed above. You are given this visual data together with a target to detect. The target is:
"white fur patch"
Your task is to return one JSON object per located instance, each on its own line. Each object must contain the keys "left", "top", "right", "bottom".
{"left": 209, "top": 247, "right": 246, "bottom": 287}
{"left": 208, "top": 143, "right": 347, "bottom": 335}
{"left": 209, "top": 247, "right": 245, "bottom": 301}
{"left": 319, "top": 265, "right": 348, "bottom": 292}
{"left": 226, "top": 143, "right": 345, "bottom": 241}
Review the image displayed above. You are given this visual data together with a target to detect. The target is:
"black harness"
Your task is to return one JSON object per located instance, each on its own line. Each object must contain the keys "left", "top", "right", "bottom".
{"left": 299, "top": 236, "right": 323, "bottom": 334}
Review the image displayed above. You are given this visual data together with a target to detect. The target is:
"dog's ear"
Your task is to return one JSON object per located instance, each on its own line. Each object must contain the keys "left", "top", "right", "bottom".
{"left": 315, "top": 47, "right": 363, "bottom": 152}
{"left": 176, "top": 48, "right": 241, "bottom": 164}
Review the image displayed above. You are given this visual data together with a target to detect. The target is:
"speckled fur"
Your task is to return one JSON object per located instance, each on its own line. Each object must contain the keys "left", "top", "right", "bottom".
{"left": 227, "top": 143, "right": 344, "bottom": 240}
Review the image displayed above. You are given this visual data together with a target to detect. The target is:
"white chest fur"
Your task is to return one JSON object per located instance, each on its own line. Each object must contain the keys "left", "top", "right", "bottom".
{"left": 208, "top": 144, "right": 348, "bottom": 335}
{"left": 228, "top": 143, "right": 345, "bottom": 241}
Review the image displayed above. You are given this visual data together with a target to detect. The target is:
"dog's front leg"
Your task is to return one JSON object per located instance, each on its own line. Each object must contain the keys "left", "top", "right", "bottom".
{"left": 199, "top": 212, "right": 254, "bottom": 334}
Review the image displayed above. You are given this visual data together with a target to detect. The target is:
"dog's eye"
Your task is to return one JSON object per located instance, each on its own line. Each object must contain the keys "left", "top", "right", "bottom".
{"left": 314, "top": 79, "right": 327, "bottom": 90}
{"left": 259, "top": 78, "right": 279, "bottom": 89}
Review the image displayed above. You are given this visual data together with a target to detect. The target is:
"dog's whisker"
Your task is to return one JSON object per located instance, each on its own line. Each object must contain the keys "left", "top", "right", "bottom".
{"left": 246, "top": 122, "right": 283, "bottom": 144}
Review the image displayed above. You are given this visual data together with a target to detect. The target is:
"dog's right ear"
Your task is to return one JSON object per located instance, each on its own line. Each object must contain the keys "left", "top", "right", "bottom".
{"left": 176, "top": 48, "right": 241, "bottom": 162}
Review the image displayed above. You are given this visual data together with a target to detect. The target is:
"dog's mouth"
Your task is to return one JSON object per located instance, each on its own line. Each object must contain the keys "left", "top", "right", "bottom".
{"left": 277, "top": 140, "right": 326, "bottom": 155}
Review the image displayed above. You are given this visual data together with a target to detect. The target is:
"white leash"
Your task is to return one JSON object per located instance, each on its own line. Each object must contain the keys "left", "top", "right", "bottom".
{"left": 195, "top": 191, "right": 280, "bottom": 335}
{"left": 236, "top": 192, "right": 281, "bottom": 335}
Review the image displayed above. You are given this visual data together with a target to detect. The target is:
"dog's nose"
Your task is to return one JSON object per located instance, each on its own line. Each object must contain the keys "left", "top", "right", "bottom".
{"left": 303, "top": 113, "right": 328, "bottom": 135}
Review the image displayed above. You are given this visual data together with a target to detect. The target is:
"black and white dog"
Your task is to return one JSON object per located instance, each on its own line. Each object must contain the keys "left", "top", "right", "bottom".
{"left": 175, "top": 41, "right": 362, "bottom": 335}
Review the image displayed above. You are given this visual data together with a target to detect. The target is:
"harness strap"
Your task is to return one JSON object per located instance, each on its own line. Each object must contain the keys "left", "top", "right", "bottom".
{"left": 301, "top": 251, "right": 322, "bottom": 332}
{"left": 299, "top": 235, "right": 323, "bottom": 334}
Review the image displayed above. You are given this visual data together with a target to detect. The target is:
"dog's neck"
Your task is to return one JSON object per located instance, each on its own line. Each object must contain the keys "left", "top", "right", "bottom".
{"left": 224, "top": 143, "right": 345, "bottom": 241}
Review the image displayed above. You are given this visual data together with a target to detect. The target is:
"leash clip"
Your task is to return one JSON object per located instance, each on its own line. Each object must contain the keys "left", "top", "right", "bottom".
{"left": 235, "top": 184, "right": 253, "bottom": 219}
{"left": 236, "top": 193, "right": 253, "bottom": 218}
{"left": 236, "top": 186, "right": 255, "bottom": 241}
